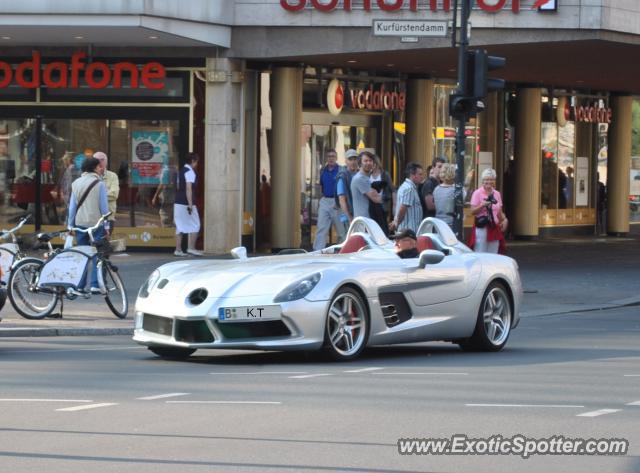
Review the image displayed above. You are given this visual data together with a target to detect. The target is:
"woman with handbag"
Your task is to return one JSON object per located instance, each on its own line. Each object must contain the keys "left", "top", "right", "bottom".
{"left": 468, "top": 168, "right": 508, "bottom": 254}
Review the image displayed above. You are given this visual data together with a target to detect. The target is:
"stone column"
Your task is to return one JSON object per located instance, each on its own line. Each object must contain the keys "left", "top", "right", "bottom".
{"left": 270, "top": 67, "right": 303, "bottom": 250}
{"left": 513, "top": 88, "right": 542, "bottom": 238}
{"left": 204, "top": 57, "right": 244, "bottom": 253}
{"left": 607, "top": 95, "right": 632, "bottom": 235}
{"left": 406, "top": 78, "right": 434, "bottom": 169}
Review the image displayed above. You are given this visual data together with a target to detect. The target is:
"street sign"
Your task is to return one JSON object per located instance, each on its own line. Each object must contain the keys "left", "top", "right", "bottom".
{"left": 372, "top": 20, "right": 447, "bottom": 37}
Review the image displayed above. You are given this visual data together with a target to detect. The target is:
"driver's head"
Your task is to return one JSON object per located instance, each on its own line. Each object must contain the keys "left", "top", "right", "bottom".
{"left": 394, "top": 228, "right": 417, "bottom": 252}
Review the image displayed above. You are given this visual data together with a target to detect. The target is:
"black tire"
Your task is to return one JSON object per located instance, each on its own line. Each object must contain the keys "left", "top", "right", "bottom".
{"left": 8, "top": 258, "right": 58, "bottom": 320}
{"left": 102, "top": 263, "right": 128, "bottom": 319}
{"left": 148, "top": 346, "right": 196, "bottom": 359}
{"left": 459, "top": 281, "right": 512, "bottom": 352}
{"left": 323, "top": 287, "right": 370, "bottom": 361}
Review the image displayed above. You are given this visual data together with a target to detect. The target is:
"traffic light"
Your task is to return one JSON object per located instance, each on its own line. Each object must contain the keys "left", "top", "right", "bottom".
{"left": 468, "top": 49, "right": 506, "bottom": 99}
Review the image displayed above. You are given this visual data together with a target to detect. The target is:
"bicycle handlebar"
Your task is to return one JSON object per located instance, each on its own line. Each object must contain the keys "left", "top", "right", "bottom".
{"left": 0, "top": 214, "right": 31, "bottom": 241}
{"left": 67, "top": 212, "right": 112, "bottom": 235}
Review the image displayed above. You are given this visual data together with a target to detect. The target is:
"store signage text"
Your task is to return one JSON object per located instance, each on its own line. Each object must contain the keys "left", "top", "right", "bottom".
{"left": 564, "top": 100, "right": 612, "bottom": 124}
{"left": 281, "top": 0, "right": 553, "bottom": 13}
{"left": 0, "top": 52, "right": 166, "bottom": 90}
{"left": 328, "top": 80, "right": 405, "bottom": 115}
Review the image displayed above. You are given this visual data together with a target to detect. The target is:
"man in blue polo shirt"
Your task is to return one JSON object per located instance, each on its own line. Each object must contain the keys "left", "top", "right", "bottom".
{"left": 313, "top": 149, "right": 346, "bottom": 251}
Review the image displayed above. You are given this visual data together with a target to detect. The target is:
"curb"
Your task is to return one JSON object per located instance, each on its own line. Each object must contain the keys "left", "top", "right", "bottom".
{"left": 0, "top": 327, "right": 133, "bottom": 337}
{"left": 521, "top": 298, "right": 640, "bottom": 318}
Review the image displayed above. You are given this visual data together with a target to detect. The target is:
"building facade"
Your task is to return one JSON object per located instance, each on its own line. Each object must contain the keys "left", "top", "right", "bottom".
{"left": 0, "top": 0, "right": 639, "bottom": 251}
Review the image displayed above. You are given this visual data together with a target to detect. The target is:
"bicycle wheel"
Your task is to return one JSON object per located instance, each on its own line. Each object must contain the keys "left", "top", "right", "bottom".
{"left": 102, "top": 263, "right": 128, "bottom": 319}
{"left": 8, "top": 258, "right": 58, "bottom": 319}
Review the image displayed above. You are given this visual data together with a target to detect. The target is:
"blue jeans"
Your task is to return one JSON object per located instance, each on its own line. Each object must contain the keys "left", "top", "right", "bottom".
{"left": 76, "top": 225, "right": 106, "bottom": 289}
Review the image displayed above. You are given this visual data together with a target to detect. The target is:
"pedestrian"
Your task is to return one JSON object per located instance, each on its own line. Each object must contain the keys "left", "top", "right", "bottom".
{"left": 369, "top": 154, "right": 396, "bottom": 236}
{"left": 468, "top": 168, "right": 508, "bottom": 254}
{"left": 391, "top": 162, "right": 424, "bottom": 234}
{"left": 350, "top": 150, "right": 382, "bottom": 219}
{"left": 313, "top": 149, "right": 346, "bottom": 251}
{"left": 174, "top": 153, "right": 203, "bottom": 257}
{"left": 68, "top": 157, "right": 109, "bottom": 294}
{"left": 336, "top": 149, "right": 359, "bottom": 225}
{"left": 394, "top": 228, "right": 420, "bottom": 259}
{"left": 420, "top": 156, "right": 445, "bottom": 218}
{"left": 151, "top": 164, "right": 176, "bottom": 228}
{"left": 433, "top": 163, "right": 457, "bottom": 229}
{"left": 597, "top": 173, "right": 607, "bottom": 236}
{"left": 94, "top": 151, "right": 120, "bottom": 236}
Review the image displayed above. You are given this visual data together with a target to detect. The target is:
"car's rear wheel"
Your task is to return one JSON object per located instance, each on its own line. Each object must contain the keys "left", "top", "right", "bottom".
{"left": 459, "top": 282, "right": 512, "bottom": 352}
{"left": 148, "top": 346, "right": 197, "bottom": 359}
{"left": 324, "top": 287, "right": 369, "bottom": 361}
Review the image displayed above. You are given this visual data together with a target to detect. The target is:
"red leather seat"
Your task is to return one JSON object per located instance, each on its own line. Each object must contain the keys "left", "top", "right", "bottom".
{"left": 416, "top": 235, "right": 435, "bottom": 253}
{"left": 339, "top": 234, "right": 367, "bottom": 254}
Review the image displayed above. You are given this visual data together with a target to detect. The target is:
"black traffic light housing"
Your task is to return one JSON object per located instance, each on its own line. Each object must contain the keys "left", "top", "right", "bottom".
{"left": 449, "top": 49, "right": 506, "bottom": 120}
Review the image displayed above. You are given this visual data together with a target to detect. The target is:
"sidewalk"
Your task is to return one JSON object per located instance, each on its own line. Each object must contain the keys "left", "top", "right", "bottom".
{"left": 1, "top": 235, "right": 639, "bottom": 337}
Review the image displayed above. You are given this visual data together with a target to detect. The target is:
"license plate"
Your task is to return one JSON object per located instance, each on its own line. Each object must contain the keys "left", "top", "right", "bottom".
{"left": 218, "top": 305, "right": 281, "bottom": 323}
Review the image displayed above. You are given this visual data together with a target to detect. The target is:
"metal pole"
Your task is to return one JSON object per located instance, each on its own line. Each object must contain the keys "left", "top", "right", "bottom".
{"left": 34, "top": 115, "right": 43, "bottom": 231}
{"left": 453, "top": 0, "right": 471, "bottom": 240}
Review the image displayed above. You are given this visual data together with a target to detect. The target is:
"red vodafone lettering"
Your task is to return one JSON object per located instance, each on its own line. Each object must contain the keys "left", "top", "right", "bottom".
{"left": 0, "top": 51, "right": 166, "bottom": 89}
{"left": 282, "top": 0, "right": 520, "bottom": 12}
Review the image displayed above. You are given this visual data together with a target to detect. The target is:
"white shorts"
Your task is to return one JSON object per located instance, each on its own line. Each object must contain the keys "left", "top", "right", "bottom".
{"left": 174, "top": 204, "right": 201, "bottom": 234}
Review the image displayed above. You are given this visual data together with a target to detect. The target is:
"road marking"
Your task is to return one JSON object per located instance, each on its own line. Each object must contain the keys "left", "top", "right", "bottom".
{"left": 626, "top": 401, "right": 640, "bottom": 406}
{"left": 137, "top": 393, "right": 190, "bottom": 401}
{"left": 344, "top": 367, "right": 384, "bottom": 373}
{"left": 0, "top": 399, "right": 92, "bottom": 403}
{"left": 623, "top": 375, "right": 640, "bottom": 377}
{"left": 576, "top": 409, "right": 621, "bottom": 417}
{"left": 374, "top": 372, "right": 469, "bottom": 376}
{"left": 56, "top": 403, "right": 118, "bottom": 412}
{"left": 288, "top": 373, "right": 332, "bottom": 379}
{"left": 210, "top": 372, "right": 307, "bottom": 375}
{"left": 466, "top": 404, "right": 585, "bottom": 408}
{"left": 166, "top": 401, "right": 282, "bottom": 405}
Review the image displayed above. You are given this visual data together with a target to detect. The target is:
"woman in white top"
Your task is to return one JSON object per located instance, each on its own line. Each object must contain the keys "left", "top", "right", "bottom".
{"left": 433, "top": 163, "right": 456, "bottom": 229}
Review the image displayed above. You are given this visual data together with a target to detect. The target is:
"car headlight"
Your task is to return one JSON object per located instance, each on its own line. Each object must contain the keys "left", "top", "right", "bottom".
{"left": 138, "top": 269, "right": 161, "bottom": 298}
{"left": 273, "top": 273, "right": 322, "bottom": 303}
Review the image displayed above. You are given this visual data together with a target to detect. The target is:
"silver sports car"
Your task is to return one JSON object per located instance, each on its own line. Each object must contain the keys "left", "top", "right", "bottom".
{"left": 133, "top": 218, "right": 522, "bottom": 361}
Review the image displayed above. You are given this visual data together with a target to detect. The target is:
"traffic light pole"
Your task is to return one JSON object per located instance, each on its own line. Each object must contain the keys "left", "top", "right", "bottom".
{"left": 452, "top": 0, "right": 472, "bottom": 240}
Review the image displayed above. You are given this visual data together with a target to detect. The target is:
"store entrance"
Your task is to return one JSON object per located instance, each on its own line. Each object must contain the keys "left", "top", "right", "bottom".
{"left": 300, "top": 110, "right": 381, "bottom": 249}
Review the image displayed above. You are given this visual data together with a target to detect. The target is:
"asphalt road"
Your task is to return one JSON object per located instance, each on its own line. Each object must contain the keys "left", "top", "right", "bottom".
{"left": 1, "top": 306, "right": 639, "bottom": 473}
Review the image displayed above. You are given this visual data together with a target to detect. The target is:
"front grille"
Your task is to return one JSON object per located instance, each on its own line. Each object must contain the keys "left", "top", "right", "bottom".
{"left": 215, "top": 320, "right": 291, "bottom": 339}
{"left": 142, "top": 314, "right": 173, "bottom": 336}
{"left": 175, "top": 319, "right": 215, "bottom": 343}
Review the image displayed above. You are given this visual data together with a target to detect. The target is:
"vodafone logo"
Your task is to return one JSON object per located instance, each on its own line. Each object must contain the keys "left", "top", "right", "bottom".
{"left": 327, "top": 79, "right": 344, "bottom": 116}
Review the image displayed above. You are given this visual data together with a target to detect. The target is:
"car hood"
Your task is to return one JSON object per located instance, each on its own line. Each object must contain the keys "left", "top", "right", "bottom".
{"left": 147, "top": 254, "right": 358, "bottom": 300}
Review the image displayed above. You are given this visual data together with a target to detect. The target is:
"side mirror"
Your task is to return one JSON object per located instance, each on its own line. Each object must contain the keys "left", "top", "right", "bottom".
{"left": 230, "top": 246, "right": 247, "bottom": 260}
{"left": 419, "top": 249, "right": 445, "bottom": 268}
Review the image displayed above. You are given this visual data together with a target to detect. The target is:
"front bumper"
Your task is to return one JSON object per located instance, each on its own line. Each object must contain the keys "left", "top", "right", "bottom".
{"left": 133, "top": 299, "right": 328, "bottom": 352}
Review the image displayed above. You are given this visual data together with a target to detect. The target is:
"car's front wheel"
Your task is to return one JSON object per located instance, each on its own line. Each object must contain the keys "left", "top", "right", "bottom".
{"left": 323, "top": 287, "right": 369, "bottom": 361}
{"left": 459, "top": 282, "right": 512, "bottom": 352}
{"left": 148, "top": 346, "right": 197, "bottom": 359}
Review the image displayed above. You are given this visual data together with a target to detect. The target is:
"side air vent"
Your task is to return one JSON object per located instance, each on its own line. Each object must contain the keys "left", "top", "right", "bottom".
{"left": 187, "top": 288, "right": 208, "bottom": 306}
{"left": 157, "top": 279, "right": 169, "bottom": 289}
{"left": 378, "top": 292, "right": 413, "bottom": 328}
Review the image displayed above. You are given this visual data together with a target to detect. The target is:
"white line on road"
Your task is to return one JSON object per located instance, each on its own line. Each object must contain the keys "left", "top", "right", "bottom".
{"left": 210, "top": 372, "right": 307, "bottom": 375}
{"left": 56, "top": 403, "right": 119, "bottom": 412}
{"left": 166, "top": 401, "right": 282, "bottom": 405}
{"left": 467, "top": 404, "right": 585, "bottom": 408}
{"left": 0, "top": 399, "right": 92, "bottom": 403}
{"left": 288, "top": 373, "right": 332, "bottom": 379}
{"left": 623, "top": 375, "right": 640, "bottom": 377}
{"left": 344, "top": 367, "right": 384, "bottom": 373}
{"left": 626, "top": 401, "right": 640, "bottom": 406}
{"left": 137, "top": 393, "right": 191, "bottom": 401}
{"left": 576, "top": 409, "right": 621, "bottom": 417}
{"left": 374, "top": 372, "right": 469, "bottom": 376}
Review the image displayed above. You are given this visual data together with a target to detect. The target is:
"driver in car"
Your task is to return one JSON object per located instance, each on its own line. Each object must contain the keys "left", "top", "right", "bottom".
{"left": 394, "top": 229, "right": 419, "bottom": 259}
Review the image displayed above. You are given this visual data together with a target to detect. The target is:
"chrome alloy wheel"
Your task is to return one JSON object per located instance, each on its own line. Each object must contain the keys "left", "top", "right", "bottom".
{"left": 482, "top": 286, "right": 511, "bottom": 346}
{"left": 326, "top": 290, "right": 367, "bottom": 358}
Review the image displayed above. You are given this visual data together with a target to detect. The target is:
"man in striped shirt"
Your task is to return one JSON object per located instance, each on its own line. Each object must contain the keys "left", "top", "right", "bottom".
{"left": 391, "top": 162, "right": 425, "bottom": 234}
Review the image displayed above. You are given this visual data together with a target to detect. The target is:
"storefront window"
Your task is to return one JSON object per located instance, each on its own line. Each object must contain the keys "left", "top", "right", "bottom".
{"left": 630, "top": 99, "right": 640, "bottom": 223}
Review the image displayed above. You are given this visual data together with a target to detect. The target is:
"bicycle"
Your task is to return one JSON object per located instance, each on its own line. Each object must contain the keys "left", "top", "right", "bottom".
{"left": 7, "top": 213, "right": 128, "bottom": 319}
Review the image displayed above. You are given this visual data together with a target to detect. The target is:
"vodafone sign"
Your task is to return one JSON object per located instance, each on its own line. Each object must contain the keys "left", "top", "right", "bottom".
{"left": 0, "top": 51, "right": 166, "bottom": 90}
{"left": 327, "top": 80, "right": 406, "bottom": 115}
{"left": 281, "top": 0, "right": 553, "bottom": 13}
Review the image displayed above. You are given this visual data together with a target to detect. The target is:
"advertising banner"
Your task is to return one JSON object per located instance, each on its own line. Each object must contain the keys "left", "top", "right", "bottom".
{"left": 131, "top": 128, "right": 172, "bottom": 185}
